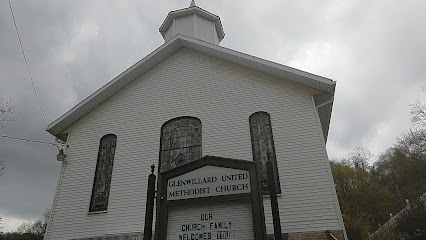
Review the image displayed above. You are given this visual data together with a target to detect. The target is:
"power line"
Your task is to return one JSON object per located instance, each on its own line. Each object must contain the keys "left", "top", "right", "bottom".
{"left": 7, "top": 0, "right": 49, "bottom": 127}
{"left": 1, "top": 135, "right": 61, "bottom": 149}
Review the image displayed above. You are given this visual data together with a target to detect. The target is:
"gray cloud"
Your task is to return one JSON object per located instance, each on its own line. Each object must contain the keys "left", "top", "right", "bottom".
{"left": 0, "top": 0, "right": 425, "bottom": 232}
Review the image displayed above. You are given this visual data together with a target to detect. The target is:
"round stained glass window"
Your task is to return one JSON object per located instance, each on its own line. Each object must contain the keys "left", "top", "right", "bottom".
{"left": 175, "top": 154, "right": 187, "bottom": 166}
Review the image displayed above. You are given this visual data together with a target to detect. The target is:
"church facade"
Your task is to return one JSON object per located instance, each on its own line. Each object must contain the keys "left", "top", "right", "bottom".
{"left": 45, "top": 2, "right": 347, "bottom": 240}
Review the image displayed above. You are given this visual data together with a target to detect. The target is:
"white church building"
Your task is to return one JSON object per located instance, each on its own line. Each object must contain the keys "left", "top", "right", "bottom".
{"left": 45, "top": 2, "right": 347, "bottom": 240}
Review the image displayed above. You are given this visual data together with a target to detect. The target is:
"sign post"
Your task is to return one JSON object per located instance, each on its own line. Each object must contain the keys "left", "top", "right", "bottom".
{"left": 154, "top": 156, "right": 267, "bottom": 240}
{"left": 143, "top": 164, "right": 156, "bottom": 240}
{"left": 267, "top": 152, "right": 282, "bottom": 240}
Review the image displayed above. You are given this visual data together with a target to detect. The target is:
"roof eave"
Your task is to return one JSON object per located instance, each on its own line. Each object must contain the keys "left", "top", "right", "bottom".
{"left": 47, "top": 35, "right": 335, "bottom": 137}
{"left": 47, "top": 37, "right": 185, "bottom": 136}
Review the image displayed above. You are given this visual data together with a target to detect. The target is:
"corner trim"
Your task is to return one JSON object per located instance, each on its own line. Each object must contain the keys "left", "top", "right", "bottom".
{"left": 311, "top": 96, "right": 348, "bottom": 240}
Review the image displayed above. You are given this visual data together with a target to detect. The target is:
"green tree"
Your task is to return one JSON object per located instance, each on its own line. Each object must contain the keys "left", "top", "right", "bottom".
{"left": 372, "top": 129, "right": 426, "bottom": 213}
{"left": 395, "top": 196, "right": 426, "bottom": 239}
{"left": 331, "top": 161, "right": 393, "bottom": 239}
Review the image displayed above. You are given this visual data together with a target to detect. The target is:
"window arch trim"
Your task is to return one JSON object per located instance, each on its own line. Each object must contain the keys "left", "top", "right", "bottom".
{"left": 249, "top": 111, "right": 281, "bottom": 194}
{"left": 159, "top": 116, "right": 202, "bottom": 173}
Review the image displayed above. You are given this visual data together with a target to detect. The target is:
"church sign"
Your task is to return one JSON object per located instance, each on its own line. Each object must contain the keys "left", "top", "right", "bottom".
{"left": 167, "top": 166, "right": 251, "bottom": 200}
{"left": 154, "top": 156, "right": 267, "bottom": 240}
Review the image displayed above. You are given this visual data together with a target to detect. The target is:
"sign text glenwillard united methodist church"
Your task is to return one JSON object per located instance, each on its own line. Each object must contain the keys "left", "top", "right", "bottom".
{"left": 167, "top": 171, "right": 251, "bottom": 200}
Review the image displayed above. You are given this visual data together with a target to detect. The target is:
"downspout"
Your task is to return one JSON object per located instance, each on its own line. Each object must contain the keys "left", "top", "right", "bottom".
{"left": 315, "top": 96, "right": 334, "bottom": 109}
{"left": 326, "top": 230, "right": 338, "bottom": 240}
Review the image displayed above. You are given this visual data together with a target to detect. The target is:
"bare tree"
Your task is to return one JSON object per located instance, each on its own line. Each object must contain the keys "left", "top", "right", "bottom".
{"left": 410, "top": 87, "right": 426, "bottom": 127}
{"left": 12, "top": 209, "right": 50, "bottom": 239}
{"left": 0, "top": 97, "right": 14, "bottom": 176}
{"left": 349, "top": 147, "right": 373, "bottom": 170}
{"left": 410, "top": 100, "right": 426, "bottom": 127}
{"left": 0, "top": 97, "right": 14, "bottom": 129}
{"left": 0, "top": 160, "right": 4, "bottom": 177}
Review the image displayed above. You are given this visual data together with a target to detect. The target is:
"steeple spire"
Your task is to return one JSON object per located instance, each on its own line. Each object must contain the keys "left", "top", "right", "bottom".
{"left": 190, "top": 0, "right": 196, "bottom": 7}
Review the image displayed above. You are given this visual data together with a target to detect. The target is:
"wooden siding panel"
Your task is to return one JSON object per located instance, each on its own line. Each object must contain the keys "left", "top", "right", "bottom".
{"left": 175, "top": 15, "right": 195, "bottom": 38}
{"left": 164, "top": 26, "right": 174, "bottom": 42}
{"left": 196, "top": 14, "right": 215, "bottom": 44}
{"left": 45, "top": 48, "right": 342, "bottom": 239}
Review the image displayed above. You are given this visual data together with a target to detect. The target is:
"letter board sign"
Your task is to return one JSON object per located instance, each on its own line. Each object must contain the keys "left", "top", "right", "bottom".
{"left": 167, "top": 165, "right": 251, "bottom": 200}
{"left": 154, "top": 156, "right": 267, "bottom": 240}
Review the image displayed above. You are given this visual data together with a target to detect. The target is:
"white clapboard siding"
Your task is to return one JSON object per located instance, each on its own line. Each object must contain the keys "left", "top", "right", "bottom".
{"left": 45, "top": 48, "right": 343, "bottom": 239}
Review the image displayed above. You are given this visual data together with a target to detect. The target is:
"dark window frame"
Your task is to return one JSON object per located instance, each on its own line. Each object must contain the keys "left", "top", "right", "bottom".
{"left": 249, "top": 112, "right": 281, "bottom": 194}
{"left": 158, "top": 116, "right": 202, "bottom": 173}
{"left": 89, "top": 134, "right": 117, "bottom": 213}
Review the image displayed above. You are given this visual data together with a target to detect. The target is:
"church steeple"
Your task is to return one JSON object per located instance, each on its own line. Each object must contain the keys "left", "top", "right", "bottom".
{"left": 159, "top": 2, "right": 225, "bottom": 45}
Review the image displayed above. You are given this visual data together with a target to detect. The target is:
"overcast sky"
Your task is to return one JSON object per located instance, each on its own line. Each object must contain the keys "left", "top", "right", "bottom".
{"left": 1, "top": 0, "right": 425, "bottom": 233}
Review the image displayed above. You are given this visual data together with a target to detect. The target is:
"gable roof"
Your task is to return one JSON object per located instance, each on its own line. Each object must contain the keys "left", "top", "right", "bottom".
{"left": 47, "top": 34, "right": 336, "bottom": 141}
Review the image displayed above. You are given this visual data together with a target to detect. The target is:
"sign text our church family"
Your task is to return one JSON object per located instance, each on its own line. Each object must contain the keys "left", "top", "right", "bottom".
{"left": 168, "top": 172, "right": 250, "bottom": 200}
{"left": 178, "top": 213, "right": 234, "bottom": 240}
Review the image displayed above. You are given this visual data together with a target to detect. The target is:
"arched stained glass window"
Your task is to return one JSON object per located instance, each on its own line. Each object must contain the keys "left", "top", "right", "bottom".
{"left": 160, "top": 117, "right": 201, "bottom": 172}
{"left": 89, "top": 134, "right": 117, "bottom": 212}
{"left": 249, "top": 112, "right": 281, "bottom": 194}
